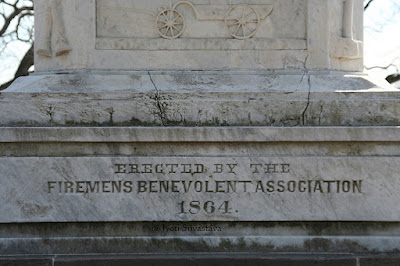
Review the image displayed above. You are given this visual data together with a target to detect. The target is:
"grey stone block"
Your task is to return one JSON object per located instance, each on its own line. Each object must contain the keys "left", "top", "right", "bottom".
{"left": 0, "top": 258, "right": 52, "bottom": 266}
{"left": 54, "top": 254, "right": 357, "bottom": 266}
{"left": 360, "top": 257, "right": 400, "bottom": 266}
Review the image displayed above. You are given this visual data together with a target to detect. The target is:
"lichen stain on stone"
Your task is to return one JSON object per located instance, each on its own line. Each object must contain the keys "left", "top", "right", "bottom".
{"left": 129, "top": 75, "right": 142, "bottom": 83}
{"left": 303, "top": 238, "right": 333, "bottom": 252}
{"left": 17, "top": 200, "right": 53, "bottom": 218}
{"left": 303, "top": 238, "right": 370, "bottom": 253}
{"left": 172, "top": 74, "right": 234, "bottom": 87}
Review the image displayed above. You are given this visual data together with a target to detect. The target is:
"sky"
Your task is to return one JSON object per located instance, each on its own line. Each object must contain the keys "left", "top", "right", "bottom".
{"left": 0, "top": 1, "right": 399, "bottom": 85}
{"left": 364, "top": 0, "right": 400, "bottom": 81}
{"left": 0, "top": 0, "right": 32, "bottom": 85}
{"left": 0, "top": 42, "right": 31, "bottom": 85}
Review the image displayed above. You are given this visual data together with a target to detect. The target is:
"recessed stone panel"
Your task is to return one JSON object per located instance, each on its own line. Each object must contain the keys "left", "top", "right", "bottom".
{"left": 95, "top": 0, "right": 307, "bottom": 50}
{"left": 1, "top": 155, "right": 398, "bottom": 222}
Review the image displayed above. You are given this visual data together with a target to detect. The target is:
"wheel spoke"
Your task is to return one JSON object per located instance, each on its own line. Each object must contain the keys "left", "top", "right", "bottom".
{"left": 173, "top": 15, "right": 181, "bottom": 22}
{"left": 157, "top": 9, "right": 185, "bottom": 39}
{"left": 162, "top": 12, "right": 168, "bottom": 21}
{"left": 237, "top": 25, "right": 245, "bottom": 37}
{"left": 240, "top": 25, "right": 245, "bottom": 36}
{"left": 245, "top": 11, "right": 255, "bottom": 19}
{"left": 244, "top": 23, "right": 253, "bottom": 33}
{"left": 172, "top": 25, "right": 180, "bottom": 32}
{"left": 170, "top": 27, "right": 176, "bottom": 36}
{"left": 225, "top": 5, "right": 260, "bottom": 39}
{"left": 227, "top": 22, "right": 239, "bottom": 28}
{"left": 234, "top": 24, "right": 241, "bottom": 35}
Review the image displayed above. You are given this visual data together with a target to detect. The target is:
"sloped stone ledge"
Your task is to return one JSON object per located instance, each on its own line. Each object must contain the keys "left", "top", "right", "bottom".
{"left": 1, "top": 73, "right": 398, "bottom": 127}
{"left": 1, "top": 126, "right": 400, "bottom": 143}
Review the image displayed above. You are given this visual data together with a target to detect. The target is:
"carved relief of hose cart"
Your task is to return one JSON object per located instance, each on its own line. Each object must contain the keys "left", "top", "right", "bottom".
{"left": 101, "top": 1, "right": 274, "bottom": 40}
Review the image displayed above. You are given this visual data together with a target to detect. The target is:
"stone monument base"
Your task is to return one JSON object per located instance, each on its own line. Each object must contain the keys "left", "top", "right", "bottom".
{"left": 1, "top": 126, "right": 400, "bottom": 265}
{"left": 1, "top": 222, "right": 400, "bottom": 265}
{"left": 1, "top": 71, "right": 398, "bottom": 127}
{"left": 1, "top": 72, "right": 400, "bottom": 264}
{"left": 6, "top": 0, "right": 395, "bottom": 263}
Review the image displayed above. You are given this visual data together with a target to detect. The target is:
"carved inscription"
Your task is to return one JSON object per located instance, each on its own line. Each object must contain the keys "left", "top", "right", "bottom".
{"left": 7, "top": 156, "right": 400, "bottom": 222}
{"left": 46, "top": 159, "right": 363, "bottom": 217}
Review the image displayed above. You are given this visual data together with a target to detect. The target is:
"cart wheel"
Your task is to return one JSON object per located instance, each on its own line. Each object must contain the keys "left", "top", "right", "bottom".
{"left": 225, "top": 5, "right": 260, "bottom": 40}
{"left": 156, "top": 9, "right": 185, "bottom": 39}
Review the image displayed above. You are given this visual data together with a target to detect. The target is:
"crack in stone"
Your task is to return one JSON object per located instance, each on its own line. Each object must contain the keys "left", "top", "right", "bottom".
{"left": 296, "top": 54, "right": 309, "bottom": 92}
{"left": 46, "top": 105, "right": 55, "bottom": 125}
{"left": 302, "top": 75, "right": 312, "bottom": 126}
{"left": 148, "top": 71, "right": 166, "bottom": 126}
{"left": 300, "top": 55, "right": 311, "bottom": 126}
{"left": 318, "top": 104, "right": 324, "bottom": 126}
{"left": 107, "top": 107, "right": 114, "bottom": 125}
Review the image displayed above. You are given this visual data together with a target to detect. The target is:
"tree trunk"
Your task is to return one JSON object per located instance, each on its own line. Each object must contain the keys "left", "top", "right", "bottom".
{"left": 0, "top": 42, "right": 34, "bottom": 91}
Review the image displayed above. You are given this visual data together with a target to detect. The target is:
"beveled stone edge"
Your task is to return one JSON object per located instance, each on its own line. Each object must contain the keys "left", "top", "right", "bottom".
{"left": 2, "top": 235, "right": 400, "bottom": 254}
{"left": 0, "top": 126, "right": 399, "bottom": 143}
{"left": 2, "top": 253, "right": 400, "bottom": 265}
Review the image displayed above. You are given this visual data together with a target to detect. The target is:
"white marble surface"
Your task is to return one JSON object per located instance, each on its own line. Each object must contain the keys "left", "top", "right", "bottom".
{"left": 2, "top": 0, "right": 399, "bottom": 257}
{"left": 34, "top": 0, "right": 364, "bottom": 72}
{"left": 1, "top": 72, "right": 398, "bottom": 127}
{"left": 0, "top": 155, "right": 398, "bottom": 222}
{"left": 1, "top": 127, "right": 400, "bottom": 143}
{"left": 0, "top": 127, "right": 400, "bottom": 223}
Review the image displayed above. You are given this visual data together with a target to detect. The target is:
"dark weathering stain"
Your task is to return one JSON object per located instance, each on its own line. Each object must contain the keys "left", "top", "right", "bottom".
{"left": 17, "top": 201, "right": 53, "bottom": 218}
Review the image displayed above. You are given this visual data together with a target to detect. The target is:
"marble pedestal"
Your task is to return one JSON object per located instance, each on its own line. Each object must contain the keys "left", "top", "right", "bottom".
{"left": 1, "top": 72, "right": 400, "bottom": 264}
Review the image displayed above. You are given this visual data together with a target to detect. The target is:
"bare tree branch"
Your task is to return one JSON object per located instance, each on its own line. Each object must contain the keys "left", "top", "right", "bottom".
{"left": 0, "top": 3, "right": 33, "bottom": 37}
{"left": 0, "top": 0, "right": 34, "bottom": 90}
{"left": 365, "top": 58, "right": 400, "bottom": 72}
{"left": 364, "top": 0, "right": 375, "bottom": 10}
{"left": 386, "top": 74, "right": 400, "bottom": 84}
{"left": 0, "top": 42, "right": 33, "bottom": 90}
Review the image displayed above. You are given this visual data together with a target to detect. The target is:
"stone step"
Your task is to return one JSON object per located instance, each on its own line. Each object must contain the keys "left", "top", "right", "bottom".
{"left": 1, "top": 254, "right": 400, "bottom": 266}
